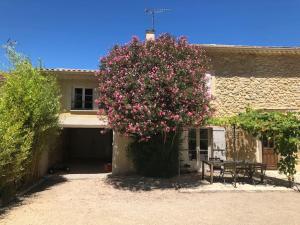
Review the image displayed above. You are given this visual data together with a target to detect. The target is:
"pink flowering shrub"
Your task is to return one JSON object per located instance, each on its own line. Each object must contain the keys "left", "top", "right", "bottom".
{"left": 97, "top": 34, "right": 212, "bottom": 140}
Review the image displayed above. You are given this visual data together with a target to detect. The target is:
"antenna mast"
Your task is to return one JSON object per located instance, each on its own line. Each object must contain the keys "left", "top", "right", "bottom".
{"left": 145, "top": 8, "right": 171, "bottom": 32}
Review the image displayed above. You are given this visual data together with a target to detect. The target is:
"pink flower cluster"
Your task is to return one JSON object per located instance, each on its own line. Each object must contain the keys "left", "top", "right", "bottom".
{"left": 96, "top": 34, "right": 213, "bottom": 140}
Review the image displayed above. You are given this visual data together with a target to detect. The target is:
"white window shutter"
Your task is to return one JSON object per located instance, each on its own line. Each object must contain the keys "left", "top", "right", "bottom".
{"left": 212, "top": 127, "right": 226, "bottom": 160}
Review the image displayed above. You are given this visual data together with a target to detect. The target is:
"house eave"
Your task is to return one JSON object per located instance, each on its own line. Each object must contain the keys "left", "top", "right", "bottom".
{"left": 42, "top": 68, "right": 98, "bottom": 80}
{"left": 194, "top": 44, "right": 300, "bottom": 55}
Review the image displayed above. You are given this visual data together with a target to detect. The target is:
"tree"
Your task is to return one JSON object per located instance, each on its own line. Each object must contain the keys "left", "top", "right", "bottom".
{"left": 97, "top": 34, "right": 212, "bottom": 176}
{"left": 0, "top": 43, "right": 60, "bottom": 200}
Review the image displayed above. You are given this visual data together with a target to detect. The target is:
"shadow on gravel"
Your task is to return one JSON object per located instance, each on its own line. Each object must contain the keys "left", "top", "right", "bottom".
{"left": 263, "top": 175, "right": 300, "bottom": 190}
{"left": 105, "top": 173, "right": 209, "bottom": 191}
{"left": 0, "top": 175, "right": 67, "bottom": 216}
{"left": 105, "top": 172, "right": 300, "bottom": 192}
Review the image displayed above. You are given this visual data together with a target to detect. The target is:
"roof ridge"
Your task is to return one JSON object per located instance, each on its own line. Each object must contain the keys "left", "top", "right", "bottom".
{"left": 43, "top": 68, "right": 97, "bottom": 73}
{"left": 194, "top": 44, "right": 300, "bottom": 49}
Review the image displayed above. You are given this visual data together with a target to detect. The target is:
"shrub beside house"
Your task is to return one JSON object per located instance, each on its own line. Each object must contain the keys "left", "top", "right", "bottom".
{"left": 0, "top": 46, "right": 60, "bottom": 205}
{"left": 97, "top": 34, "right": 213, "bottom": 177}
{"left": 0, "top": 73, "right": 5, "bottom": 83}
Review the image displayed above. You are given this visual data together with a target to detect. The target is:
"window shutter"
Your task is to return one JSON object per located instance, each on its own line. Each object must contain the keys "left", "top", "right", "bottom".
{"left": 212, "top": 127, "right": 226, "bottom": 160}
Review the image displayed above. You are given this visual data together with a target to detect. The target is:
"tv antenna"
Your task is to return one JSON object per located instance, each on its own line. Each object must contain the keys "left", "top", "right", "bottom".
{"left": 145, "top": 8, "right": 171, "bottom": 31}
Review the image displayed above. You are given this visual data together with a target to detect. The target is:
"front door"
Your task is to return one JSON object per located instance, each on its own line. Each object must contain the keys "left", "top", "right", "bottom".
{"left": 262, "top": 136, "right": 278, "bottom": 169}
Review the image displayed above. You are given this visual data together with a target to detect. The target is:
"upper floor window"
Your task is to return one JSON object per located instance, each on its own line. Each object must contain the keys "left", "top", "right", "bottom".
{"left": 72, "top": 88, "right": 93, "bottom": 110}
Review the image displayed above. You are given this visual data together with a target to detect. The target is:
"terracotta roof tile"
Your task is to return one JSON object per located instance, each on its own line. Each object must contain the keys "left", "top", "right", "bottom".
{"left": 194, "top": 44, "right": 300, "bottom": 55}
{"left": 43, "top": 68, "right": 97, "bottom": 73}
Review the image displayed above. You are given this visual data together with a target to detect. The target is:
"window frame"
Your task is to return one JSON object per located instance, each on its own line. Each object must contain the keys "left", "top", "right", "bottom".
{"left": 199, "top": 128, "right": 209, "bottom": 161}
{"left": 72, "top": 87, "right": 94, "bottom": 110}
{"left": 188, "top": 128, "right": 211, "bottom": 161}
{"left": 188, "top": 128, "right": 197, "bottom": 160}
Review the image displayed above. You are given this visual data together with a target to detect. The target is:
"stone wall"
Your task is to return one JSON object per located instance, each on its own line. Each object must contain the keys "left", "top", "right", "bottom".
{"left": 206, "top": 50, "right": 300, "bottom": 165}
{"left": 225, "top": 127, "right": 262, "bottom": 162}
{"left": 207, "top": 51, "right": 300, "bottom": 117}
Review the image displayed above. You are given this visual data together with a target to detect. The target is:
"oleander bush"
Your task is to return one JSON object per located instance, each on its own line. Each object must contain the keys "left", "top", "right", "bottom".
{"left": 97, "top": 34, "right": 212, "bottom": 177}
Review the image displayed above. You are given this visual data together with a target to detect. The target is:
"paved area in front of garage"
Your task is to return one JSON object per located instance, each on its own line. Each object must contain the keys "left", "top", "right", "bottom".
{"left": 1, "top": 172, "right": 300, "bottom": 225}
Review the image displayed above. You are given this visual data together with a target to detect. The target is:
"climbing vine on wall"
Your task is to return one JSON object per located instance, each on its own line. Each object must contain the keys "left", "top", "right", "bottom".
{"left": 208, "top": 108, "right": 300, "bottom": 184}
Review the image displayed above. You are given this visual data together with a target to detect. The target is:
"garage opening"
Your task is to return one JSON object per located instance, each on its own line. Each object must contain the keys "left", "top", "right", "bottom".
{"left": 50, "top": 128, "right": 113, "bottom": 173}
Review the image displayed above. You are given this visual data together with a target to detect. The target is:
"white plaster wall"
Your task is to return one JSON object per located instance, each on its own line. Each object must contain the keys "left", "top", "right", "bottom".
{"left": 58, "top": 79, "right": 98, "bottom": 111}
{"left": 112, "top": 132, "right": 135, "bottom": 175}
{"left": 38, "top": 151, "right": 49, "bottom": 177}
{"left": 256, "top": 139, "right": 263, "bottom": 163}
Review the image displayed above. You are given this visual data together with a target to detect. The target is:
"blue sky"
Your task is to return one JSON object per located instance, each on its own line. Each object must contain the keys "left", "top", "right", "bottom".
{"left": 1, "top": 0, "right": 300, "bottom": 70}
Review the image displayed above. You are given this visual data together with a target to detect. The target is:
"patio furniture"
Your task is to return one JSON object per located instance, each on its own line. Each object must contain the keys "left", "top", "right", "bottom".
{"left": 220, "top": 162, "right": 237, "bottom": 185}
{"left": 201, "top": 160, "right": 224, "bottom": 184}
{"left": 201, "top": 160, "right": 266, "bottom": 187}
{"left": 209, "top": 157, "right": 223, "bottom": 179}
{"left": 250, "top": 162, "right": 267, "bottom": 184}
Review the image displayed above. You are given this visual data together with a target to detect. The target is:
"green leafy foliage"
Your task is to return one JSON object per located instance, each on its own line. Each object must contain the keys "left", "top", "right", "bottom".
{"left": 208, "top": 108, "right": 300, "bottom": 182}
{"left": 98, "top": 34, "right": 213, "bottom": 177}
{"left": 128, "top": 130, "right": 182, "bottom": 177}
{"left": 0, "top": 43, "right": 61, "bottom": 199}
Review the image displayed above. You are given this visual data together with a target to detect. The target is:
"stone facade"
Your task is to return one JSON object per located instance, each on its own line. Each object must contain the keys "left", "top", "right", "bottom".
{"left": 44, "top": 47, "right": 300, "bottom": 174}
{"left": 207, "top": 50, "right": 300, "bottom": 117}
{"left": 203, "top": 47, "right": 300, "bottom": 169}
{"left": 225, "top": 127, "right": 262, "bottom": 163}
{"left": 110, "top": 47, "right": 300, "bottom": 173}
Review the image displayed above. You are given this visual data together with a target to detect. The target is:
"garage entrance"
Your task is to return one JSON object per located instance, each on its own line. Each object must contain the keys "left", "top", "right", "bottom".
{"left": 53, "top": 128, "right": 113, "bottom": 173}
{"left": 65, "top": 128, "right": 112, "bottom": 161}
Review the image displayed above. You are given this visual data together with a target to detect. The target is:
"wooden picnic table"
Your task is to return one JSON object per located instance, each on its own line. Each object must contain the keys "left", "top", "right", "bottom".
{"left": 201, "top": 160, "right": 266, "bottom": 187}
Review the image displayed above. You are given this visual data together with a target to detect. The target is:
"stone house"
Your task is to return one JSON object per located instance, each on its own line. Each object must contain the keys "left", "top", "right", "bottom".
{"left": 180, "top": 44, "right": 300, "bottom": 173}
{"left": 41, "top": 44, "right": 300, "bottom": 176}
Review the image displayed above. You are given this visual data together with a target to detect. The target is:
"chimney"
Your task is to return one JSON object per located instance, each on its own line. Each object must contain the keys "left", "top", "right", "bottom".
{"left": 145, "top": 29, "right": 155, "bottom": 41}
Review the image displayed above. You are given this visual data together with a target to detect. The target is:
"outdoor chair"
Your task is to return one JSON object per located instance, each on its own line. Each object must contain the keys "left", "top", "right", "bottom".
{"left": 239, "top": 163, "right": 267, "bottom": 185}
{"left": 252, "top": 163, "right": 267, "bottom": 185}
{"left": 220, "top": 162, "right": 238, "bottom": 185}
{"left": 208, "top": 157, "right": 223, "bottom": 179}
{"left": 234, "top": 161, "right": 250, "bottom": 183}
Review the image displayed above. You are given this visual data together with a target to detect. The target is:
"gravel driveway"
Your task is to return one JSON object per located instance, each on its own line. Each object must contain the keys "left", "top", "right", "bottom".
{"left": 0, "top": 173, "right": 300, "bottom": 225}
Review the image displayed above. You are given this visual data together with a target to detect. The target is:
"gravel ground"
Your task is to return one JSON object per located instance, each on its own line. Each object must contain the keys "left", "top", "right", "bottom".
{"left": 0, "top": 173, "right": 300, "bottom": 225}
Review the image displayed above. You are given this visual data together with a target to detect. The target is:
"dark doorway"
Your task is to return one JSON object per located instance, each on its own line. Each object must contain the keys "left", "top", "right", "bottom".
{"left": 51, "top": 128, "right": 113, "bottom": 173}
{"left": 65, "top": 128, "right": 112, "bottom": 161}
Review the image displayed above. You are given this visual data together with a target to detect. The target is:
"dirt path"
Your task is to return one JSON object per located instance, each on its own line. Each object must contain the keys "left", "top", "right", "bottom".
{"left": 1, "top": 174, "right": 300, "bottom": 225}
